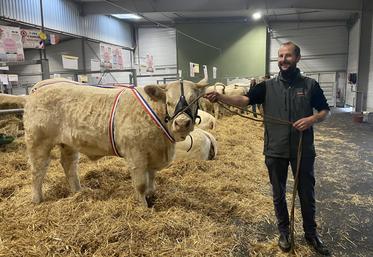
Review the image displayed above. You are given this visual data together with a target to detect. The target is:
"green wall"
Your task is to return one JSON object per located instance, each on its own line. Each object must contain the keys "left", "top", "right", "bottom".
{"left": 176, "top": 22, "right": 267, "bottom": 83}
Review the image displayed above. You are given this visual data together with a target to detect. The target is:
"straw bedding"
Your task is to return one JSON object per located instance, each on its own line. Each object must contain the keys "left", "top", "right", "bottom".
{"left": 0, "top": 115, "right": 318, "bottom": 256}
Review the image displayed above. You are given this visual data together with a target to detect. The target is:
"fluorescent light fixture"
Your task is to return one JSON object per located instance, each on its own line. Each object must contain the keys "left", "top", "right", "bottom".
{"left": 112, "top": 14, "right": 142, "bottom": 20}
{"left": 252, "top": 12, "right": 262, "bottom": 20}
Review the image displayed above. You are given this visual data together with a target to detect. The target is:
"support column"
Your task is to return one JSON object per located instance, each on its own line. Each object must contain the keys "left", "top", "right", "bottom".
{"left": 356, "top": 0, "right": 373, "bottom": 111}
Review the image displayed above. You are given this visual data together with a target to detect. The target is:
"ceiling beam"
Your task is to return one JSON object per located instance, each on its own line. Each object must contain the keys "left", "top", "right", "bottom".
{"left": 80, "top": 0, "right": 362, "bottom": 15}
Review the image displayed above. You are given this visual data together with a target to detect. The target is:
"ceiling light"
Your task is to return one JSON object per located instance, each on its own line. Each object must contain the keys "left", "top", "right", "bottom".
{"left": 252, "top": 12, "right": 262, "bottom": 20}
{"left": 112, "top": 14, "right": 142, "bottom": 20}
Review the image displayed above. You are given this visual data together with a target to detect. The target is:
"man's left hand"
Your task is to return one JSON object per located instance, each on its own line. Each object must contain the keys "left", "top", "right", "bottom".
{"left": 293, "top": 116, "right": 317, "bottom": 131}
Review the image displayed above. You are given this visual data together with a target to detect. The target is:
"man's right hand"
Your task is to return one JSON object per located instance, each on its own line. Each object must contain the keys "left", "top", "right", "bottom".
{"left": 204, "top": 91, "right": 221, "bottom": 103}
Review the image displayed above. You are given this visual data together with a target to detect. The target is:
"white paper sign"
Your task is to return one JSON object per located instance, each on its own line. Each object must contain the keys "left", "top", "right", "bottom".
{"left": 20, "top": 29, "right": 40, "bottom": 49}
{"left": 62, "top": 55, "right": 78, "bottom": 70}
{"left": 213, "top": 67, "right": 217, "bottom": 79}
{"left": 90, "top": 59, "right": 101, "bottom": 71}
{"left": 203, "top": 65, "right": 208, "bottom": 79}
{"left": 178, "top": 69, "right": 182, "bottom": 78}
{"left": 189, "top": 62, "right": 195, "bottom": 77}
{"left": 0, "top": 25, "right": 25, "bottom": 62}
{"left": 0, "top": 74, "right": 9, "bottom": 84}
{"left": 7, "top": 74, "right": 18, "bottom": 82}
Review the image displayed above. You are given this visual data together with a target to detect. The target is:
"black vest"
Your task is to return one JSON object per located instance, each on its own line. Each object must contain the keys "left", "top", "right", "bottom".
{"left": 263, "top": 71, "right": 316, "bottom": 158}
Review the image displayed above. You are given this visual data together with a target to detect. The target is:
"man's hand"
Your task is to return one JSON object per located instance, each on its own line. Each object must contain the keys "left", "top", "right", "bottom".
{"left": 204, "top": 91, "right": 221, "bottom": 103}
{"left": 293, "top": 116, "right": 317, "bottom": 131}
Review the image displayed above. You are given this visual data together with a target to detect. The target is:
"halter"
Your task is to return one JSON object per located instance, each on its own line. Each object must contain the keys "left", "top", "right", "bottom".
{"left": 164, "top": 79, "right": 201, "bottom": 124}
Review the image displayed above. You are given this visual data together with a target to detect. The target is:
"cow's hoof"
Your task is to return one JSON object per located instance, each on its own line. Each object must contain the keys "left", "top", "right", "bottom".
{"left": 145, "top": 194, "right": 157, "bottom": 208}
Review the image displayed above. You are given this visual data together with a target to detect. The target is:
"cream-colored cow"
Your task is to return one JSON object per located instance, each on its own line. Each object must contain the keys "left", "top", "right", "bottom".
{"left": 21, "top": 78, "right": 208, "bottom": 207}
{"left": 199, "top": 82, "right": 226, "bottom": 119}
{"left": 174, "top": 128, "right": 217, "bottom": 161}
{"left": 196, "top": 110, "right": 216, "bottom": 130}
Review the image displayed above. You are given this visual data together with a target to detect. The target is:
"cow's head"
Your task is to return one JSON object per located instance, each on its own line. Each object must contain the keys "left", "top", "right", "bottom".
{"left": 144, "top": 79, "right": 208, "bottom": 141}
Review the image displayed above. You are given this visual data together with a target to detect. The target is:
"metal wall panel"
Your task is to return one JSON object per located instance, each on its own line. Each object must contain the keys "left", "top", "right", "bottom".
{"left": 270, "top": 21, "right": 348, "bottom": 73}
{"left": 0, "top": 0, "right": 41, "bottom": 25}
{"left": 1, "top": 0, "right": 133, "bottom": 48}
{"left": 83, "top": 15, "right": 133, "bottom": 48}
{"left": 136, "top": 27, "right": 177, "bottom": 84}
{"left": 43, "top": 0, "right": 82, "bottom": 35}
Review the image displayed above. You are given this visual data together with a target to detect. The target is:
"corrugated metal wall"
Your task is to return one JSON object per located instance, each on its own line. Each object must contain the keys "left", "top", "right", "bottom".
{"left": 0, "top": 0, "right": 133, "bottom": 48}
{"left": 346, "top": 19, "right": 360, "bottom": 108}
{"left": 269, "top": 21, "right": 349, "bottom": 107}
{"left": 136, "top": 27, "right": 177, "bottom": 85}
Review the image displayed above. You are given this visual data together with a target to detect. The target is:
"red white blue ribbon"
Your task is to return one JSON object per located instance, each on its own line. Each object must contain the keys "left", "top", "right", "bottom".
{"left": 109, "top": 86, "right": 175, "bottom": 157}
{"left": 109, "top": 87, "right": 128, "bottom": 157}
{"left": 130, "top": 87, "right": 176, "bottom": 143}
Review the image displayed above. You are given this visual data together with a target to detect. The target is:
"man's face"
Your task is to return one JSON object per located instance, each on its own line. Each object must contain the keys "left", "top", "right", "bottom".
{"left": 278, "top": 45, "right": 300, "bottom": 72}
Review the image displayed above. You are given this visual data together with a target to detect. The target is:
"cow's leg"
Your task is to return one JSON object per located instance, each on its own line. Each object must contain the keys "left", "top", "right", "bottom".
{"left": 60, "top": 144, "right": 81, "bottom": 193}
{"left": 130, "top": 165, "right": 148, "bottom": 207}
{"left": 28, "top": 142, "right": 52, "bottom": 204}
{"left": 146, "top": 170, "right": 157, "bottom": 206}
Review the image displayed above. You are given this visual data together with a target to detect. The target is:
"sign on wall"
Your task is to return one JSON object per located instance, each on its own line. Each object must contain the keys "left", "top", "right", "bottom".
{"left": 0, "top": 25, "right": 25, "bottom": 62}
{"left": 20, "top": 29, "right": 40, "bottom": 48}
{"left": 62, "top": 55, "right": 79, "bottom": 70}
{"left": 100, "top": 43, "right": 124, "bottom": 70}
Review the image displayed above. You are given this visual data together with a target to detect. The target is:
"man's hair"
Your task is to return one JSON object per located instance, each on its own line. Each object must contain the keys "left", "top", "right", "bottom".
{"left": 281, "top": 41, "right": 301, "bottom": 57}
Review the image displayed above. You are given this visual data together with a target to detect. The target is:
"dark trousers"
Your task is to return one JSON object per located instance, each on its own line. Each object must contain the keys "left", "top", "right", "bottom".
{"left": 265, "top": 156, "right": 317, "bottom": 237}
{"left": 252, "top": 104, "right": 257, "bottom": 118}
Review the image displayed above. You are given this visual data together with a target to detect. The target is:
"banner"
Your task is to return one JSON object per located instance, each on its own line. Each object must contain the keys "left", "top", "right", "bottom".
{"left": 20, "top": 29, "right": 40, "bottom": 48}
{"left": 100, "top": 43, "right": 124, "bottom": 70}
{"left": 0, "top": 25, "right": 25, "bottom": 62}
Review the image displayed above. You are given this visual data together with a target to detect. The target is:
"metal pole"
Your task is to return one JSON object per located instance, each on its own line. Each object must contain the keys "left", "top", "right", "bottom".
{"left": 40, "top": 0, "right": 47, "bottom": 59}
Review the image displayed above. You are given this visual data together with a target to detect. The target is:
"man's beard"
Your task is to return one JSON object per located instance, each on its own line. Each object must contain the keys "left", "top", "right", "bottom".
{"left": 279, "top": 62, "right": 297, "bottom": 77}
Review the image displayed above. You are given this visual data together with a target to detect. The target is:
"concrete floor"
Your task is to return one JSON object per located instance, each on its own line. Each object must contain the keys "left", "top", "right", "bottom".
{"left": 314, "top": 108, "right": 373, "bottom": 256}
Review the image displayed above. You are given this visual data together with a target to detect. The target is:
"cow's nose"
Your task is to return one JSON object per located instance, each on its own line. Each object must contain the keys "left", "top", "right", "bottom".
{"left": 175, "top": 119, "right": 191, "bottom": 129}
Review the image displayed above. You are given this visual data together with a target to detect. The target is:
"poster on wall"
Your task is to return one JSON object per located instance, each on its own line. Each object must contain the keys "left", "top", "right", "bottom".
{"left": 0, "top": 25, "right": 25, "bottom": 62}
{"left": 99, "top": 43, "right": 124, "bottom": 70}
{"left": 213, "top": 67, "right": 217, "bottom": 79}
{"left": 62, "top": 55, "right": 79, "bottom": 70}
{"left": 146, "top": 54, "right": 154, "bottom": 72}
{"left": 20, "top": 29, "right": 40, "bottom": 48}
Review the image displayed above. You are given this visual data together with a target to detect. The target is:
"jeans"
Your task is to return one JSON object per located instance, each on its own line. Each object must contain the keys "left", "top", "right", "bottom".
{"left": 265, "top": 156, "right": 317, "bottom": 237}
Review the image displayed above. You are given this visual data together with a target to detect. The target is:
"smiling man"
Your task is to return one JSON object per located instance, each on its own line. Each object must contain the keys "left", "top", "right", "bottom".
{"left": 205, "top": 41, "right": 331, "bottom": 255}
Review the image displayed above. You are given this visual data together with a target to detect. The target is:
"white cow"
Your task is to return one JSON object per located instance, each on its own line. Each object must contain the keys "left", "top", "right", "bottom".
{"left": 196, "top": 110, "right": 216, "bottom": 130}
{"left": 199, "top": 82, "right": 226, "bottom": 119}
{"left": 174, "top": 128, "right": 217, "bottom": 161}
{"left": 21, "top": 78, "right": 208, "bottom": 207}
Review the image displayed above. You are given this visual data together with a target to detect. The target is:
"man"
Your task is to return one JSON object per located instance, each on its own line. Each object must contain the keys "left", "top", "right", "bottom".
{"left": 205, "top": 42, "right": 330, "bottom": 255}
{"left": 249, "top": 78, "right": 257, "bottom": 117}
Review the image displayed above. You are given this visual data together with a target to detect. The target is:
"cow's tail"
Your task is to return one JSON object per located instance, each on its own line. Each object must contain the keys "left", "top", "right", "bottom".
{"left": 0, "top": 94, "right": 27, "bottom": 109}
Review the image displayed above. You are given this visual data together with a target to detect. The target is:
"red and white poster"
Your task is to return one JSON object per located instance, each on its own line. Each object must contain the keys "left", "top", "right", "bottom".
{"left": 146, "top": 54, "right": 154, "bottom": 72}
{"left": 99, "top": 43, "right": 124, "bottom": 70}
{"left": 0, "top": 25, "right": 25, "bottom": 62}
{"left": 20, "top": 29, "right": 40, "bottom": 48}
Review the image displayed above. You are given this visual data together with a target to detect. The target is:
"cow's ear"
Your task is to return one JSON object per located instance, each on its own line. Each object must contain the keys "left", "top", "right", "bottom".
{"left": 195, "top": 78, "right": 209, "bottom": 89}
{"left": 144, "top": 85, "right": 166, "bottom": 102}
